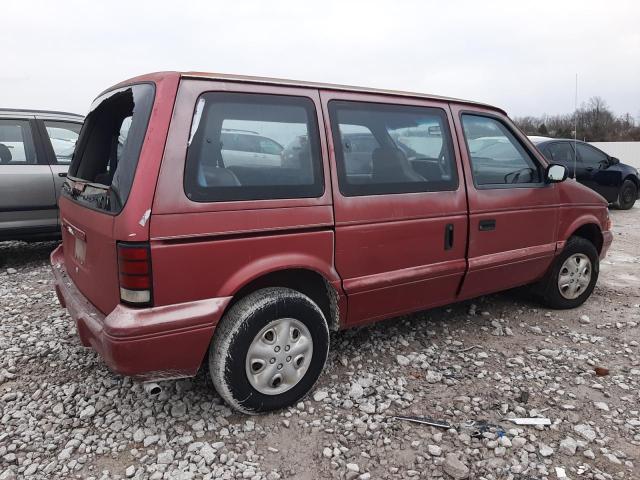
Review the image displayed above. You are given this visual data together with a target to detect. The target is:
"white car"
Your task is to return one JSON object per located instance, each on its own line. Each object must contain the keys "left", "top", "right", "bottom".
{"left": 220, "top": 129, "right": 283, "bottom": 168}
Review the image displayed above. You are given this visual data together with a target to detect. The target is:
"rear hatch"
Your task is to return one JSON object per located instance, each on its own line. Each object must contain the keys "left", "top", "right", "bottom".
{"left": 60, "top": 83, "right": 155, "bottom": 314}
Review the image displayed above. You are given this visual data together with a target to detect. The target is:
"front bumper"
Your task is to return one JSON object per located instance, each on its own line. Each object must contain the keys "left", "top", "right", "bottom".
{"left": 51, "top": 245, "right": 231, "bottom": 380}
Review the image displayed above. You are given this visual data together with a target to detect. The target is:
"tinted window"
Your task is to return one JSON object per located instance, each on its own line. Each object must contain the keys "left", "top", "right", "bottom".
{"left": 329, "top": 101, "right": 458, "bottom": 196}
{"left": 0, "top": 119, "right": 38, "bottom": 164}
{"left": 184, "top": 93, "right": 323, "bottom": 202}
{"left": 462, "top": 115, "right": 541, "bottom": 186}
{"left": 545, "top": 142, "right": 575, "bottom": 164}
{"left": 66, "top": 83, "right": 155, "bottom": 213}
{"left": 576, "top": 143, "right": 607, "bottom": 166}
{"left": 44, "top": 121, "right": 82, "bottom": 164}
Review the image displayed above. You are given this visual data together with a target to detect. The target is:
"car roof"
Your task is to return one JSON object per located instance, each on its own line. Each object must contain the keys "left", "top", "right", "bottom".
{"left": 221, "top": 128, "right": 261, "bottom": 136}
{"left": 528, "top": 136, "right": 586, "bottom": 146}
{"left": 527, "top": 135, "right": 555, "bottom": 144}
{"left": 471, "top": 136, "right": 510, "bottom": 142}
{"left": 112, "top": 71, "right": 507, "bottom": 115}
{"left": 0, "top": 108, "right": 84, "bottom": 121}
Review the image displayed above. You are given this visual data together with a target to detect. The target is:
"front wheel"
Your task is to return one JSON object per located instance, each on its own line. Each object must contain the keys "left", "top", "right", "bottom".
{"left": 540, "top": 236, "right": 599, "bottom": 309}
{"left": 615, "top": 179, "right": 637, "bottom": 210}
{"left": 209, "top": 287, "right": 329, "bottom": 414}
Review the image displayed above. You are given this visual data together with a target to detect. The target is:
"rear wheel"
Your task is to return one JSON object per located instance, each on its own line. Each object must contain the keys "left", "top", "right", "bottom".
{"left": 615, "top": 179, "right": 637, "bottom": 210}
{"left": 209, "top": 287, "right": 329, "bottom": 414}
{"left": 540, "top": 236, "right": 599, "bottom": 309}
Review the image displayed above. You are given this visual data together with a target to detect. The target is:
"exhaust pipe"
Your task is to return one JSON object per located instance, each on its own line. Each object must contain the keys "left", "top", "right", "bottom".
{"left": 143, "top": 382, "right": 163, "bottom": 396}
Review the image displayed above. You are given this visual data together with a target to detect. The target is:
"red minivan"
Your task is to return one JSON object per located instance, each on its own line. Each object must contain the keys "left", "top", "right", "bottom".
{"left": 51, "top": 72, "right": 613, "bottom": 413}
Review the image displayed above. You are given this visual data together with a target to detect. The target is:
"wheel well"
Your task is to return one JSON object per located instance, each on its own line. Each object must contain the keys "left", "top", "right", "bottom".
{"left": 227, "top": 269, "right": 340, "bottom": 331}
{"left": 623, "top": 174, "right": 639, "bottom": 188}
{"left": 571, "top": 223, "right": 603, "bottom": 254}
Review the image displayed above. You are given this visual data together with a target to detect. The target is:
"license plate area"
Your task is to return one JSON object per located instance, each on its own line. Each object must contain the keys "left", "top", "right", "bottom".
{"left": 63, "top": 219, "right": 87, "bottom": 265}
{"left": 74, "top": 237, "right": 86, "bottom": 264}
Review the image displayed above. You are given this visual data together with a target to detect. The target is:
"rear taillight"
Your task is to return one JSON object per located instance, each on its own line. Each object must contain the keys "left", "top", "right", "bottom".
{"left": 117, "top": 242, "right": 153, "bottom": 307}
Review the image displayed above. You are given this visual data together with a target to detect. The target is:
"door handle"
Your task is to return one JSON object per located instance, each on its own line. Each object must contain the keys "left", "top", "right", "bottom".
{"left": 479, "top": 219, "right": 496, "bottom": 231}
{"left": 585, "top": 167, "right": 594, "bottom": 172}
{"left": 444, "top": 223, "right": 454, "bottom": 250}
{"left": 58, "top": 172, "right": 68, "bottom": 177}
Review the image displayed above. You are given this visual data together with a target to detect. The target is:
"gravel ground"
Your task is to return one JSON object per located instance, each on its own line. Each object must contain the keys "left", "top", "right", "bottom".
{"left": 1, "top": 205, "right": 639, "bottom": 480}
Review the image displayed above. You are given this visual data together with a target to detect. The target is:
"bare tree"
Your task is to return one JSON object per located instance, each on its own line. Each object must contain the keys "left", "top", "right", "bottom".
{"left": 514, "top": 97, "right": 640, "bottom": 141}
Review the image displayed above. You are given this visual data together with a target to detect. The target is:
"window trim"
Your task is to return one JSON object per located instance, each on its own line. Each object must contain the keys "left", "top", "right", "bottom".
{"left": 459, "top": 111, "right": 546, "bottom": 190}
{"left": 183, "top": 91, "right": 325, "bottom": 203}
{"left": 328, "top": 99, "right": 459, "bottom": 197}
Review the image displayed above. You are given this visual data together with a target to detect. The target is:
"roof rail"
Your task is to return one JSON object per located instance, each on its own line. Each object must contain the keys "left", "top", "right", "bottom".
{"left": 0, "top": 108, "right": 83, "bottom": 117}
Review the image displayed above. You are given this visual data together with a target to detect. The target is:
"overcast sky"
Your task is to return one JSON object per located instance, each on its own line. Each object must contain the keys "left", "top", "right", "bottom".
{"left": 2, "top": 0, "right": 639, "bottom": 119}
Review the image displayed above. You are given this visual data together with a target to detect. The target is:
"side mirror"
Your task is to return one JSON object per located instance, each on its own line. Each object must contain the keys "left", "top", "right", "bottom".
{"left": 609, "top": 156, "right": 620, "bottom": 165}
{"left": 545, "top": 163, "right": 568, "bottom": 183}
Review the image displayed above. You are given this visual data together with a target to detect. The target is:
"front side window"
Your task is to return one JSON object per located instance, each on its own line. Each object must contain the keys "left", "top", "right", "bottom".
{"left": 66, "top": 83, "right": 155, "bottom": 213}
{"left": 329, "top": 101, "right": 458, "bottom": 196}
{"left": 576, "top": 143, "right": 607, "bottom": 166}
{"left": 462, "top": 114, "right": 541, "bottom": 186}
{"left": 44, "top": 121, "right": 82, "bottom": 164}
{"left": 0, "top": 119, "right": 38, "bottom": 165}
{"left": 184, "top": 93, "right": 323, "bottom": 202}
{"left": 545, "top": 142, "right": 575, "bottom": 164}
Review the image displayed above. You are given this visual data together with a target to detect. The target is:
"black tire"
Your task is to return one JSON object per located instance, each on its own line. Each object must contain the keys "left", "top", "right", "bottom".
{"left": 615, "top": 179, "right": 637, "bottom": 210}
{"left": 540, "top": 236, "right": 599, "bottom": 309}
{"left": 209, "top": 287, "right": 329, "bottom": 414}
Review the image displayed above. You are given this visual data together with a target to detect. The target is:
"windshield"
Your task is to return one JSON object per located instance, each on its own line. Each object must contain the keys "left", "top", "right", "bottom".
{"left": 64, "top": 84, "right": 155, "bottom": 213}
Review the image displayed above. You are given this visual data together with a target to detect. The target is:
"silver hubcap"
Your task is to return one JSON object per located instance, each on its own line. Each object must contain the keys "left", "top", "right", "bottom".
{"left": 558, "top": 253, "right": 592, "bottom": 300}
{"left": 245, "top": 318, "right": 313, "bottom": 395}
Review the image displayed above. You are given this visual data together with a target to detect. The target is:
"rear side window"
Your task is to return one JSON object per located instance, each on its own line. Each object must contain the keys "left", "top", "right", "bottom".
{"left": 44, "top": 121, "right": 82, "bottom": 164}
{"left": 184, "top": 93, "right": 323, "bottom": 202}
{"left": 66, "top": 84, "right": 155, "bottom": 213}
{"left": 461, "top": 114, "right": 541, "bottom": 187}
{"left": 545, "top": 142, "right": 575, "bottom": 164}
{"left": 0, "top": 119, "right": 38, "bottom": 164}
{"left": 328, "top": 101, "right": 458, "bottom": 196}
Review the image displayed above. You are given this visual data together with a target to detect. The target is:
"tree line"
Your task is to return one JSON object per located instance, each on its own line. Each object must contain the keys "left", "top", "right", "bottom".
{"left": 513, "top": 97, "right": 640, "bottom": 142}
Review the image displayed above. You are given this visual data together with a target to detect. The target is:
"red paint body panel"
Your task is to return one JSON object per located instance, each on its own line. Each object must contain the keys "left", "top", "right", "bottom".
{"left": 59, "top": 201, "right": 118, "bottom": 314}
{"left": 51, "top": 71, "right": 613, "bottom": 381}
{"left": 59, "top": 73, "right": 180, "bottom": 315}
{"left": 52, "top": 245, "right": 229, "bottom": 379}
{"left": 151, "top": 229, "right": 338, "bottom": 306}
{"left": 449, "top": 104, "right": 561, "bottom": 298}
{"left": 321, "top": 90, "right": 469, "bottom": 324}
{"left": 149, "top": 205, "right": 333, "bottom": 241}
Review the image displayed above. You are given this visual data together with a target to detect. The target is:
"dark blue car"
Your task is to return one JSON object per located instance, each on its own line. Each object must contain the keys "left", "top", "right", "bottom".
{"left": 530, "top": 136, "right": 639, "bottom": 210}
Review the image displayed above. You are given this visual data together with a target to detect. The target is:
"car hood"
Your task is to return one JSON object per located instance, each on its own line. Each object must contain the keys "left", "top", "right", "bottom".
{"left": 608, "top": 162, "right": 640, "bottom": 177}
{"left": 557, "top": 178, "right": 608, "bottom": 206}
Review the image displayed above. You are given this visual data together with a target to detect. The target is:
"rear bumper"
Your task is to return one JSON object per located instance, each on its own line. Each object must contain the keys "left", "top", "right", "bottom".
{"left": 601, "top": 230, "right": 613, "bottom": 260}
{"left": 51, "top": 245, "right": 231, "bottom": 380}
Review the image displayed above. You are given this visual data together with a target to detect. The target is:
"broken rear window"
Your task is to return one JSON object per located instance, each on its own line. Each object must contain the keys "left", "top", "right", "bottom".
{"left": 64, "top": 83, "right": 155, "bottom": 213}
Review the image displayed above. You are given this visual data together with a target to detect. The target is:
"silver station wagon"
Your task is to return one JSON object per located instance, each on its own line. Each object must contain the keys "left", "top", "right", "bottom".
{"left": 0, "top": 109, "right": 84, "bottom": 241}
